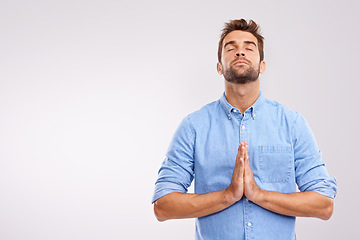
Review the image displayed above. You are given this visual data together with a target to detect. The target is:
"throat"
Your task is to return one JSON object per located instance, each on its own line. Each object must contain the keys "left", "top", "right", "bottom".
{"left": 224, "top": 80, "right": 260, "bottom": 114}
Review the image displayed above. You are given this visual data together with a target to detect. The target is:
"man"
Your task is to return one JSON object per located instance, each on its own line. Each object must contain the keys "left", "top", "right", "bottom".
{"left": 152, "top": 19, "right": 337, "bottom": 240}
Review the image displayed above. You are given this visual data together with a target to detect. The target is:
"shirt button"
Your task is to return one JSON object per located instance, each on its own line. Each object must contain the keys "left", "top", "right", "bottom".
{"left": 245, "top": 198, "right": 249, "bottom": 202}
{"left": 247, "top": 222, "right": 252, "bottom": 227}
{"left": 233, "top": 109, "right": 237, "bottom": 112}
{"left": 242, "top": 126, "right": 245, "bottom": 130}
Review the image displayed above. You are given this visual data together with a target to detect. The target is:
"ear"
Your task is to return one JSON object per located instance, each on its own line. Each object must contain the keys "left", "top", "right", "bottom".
{"left": 259, "top": 61, "right": 266, "bottom": 74}
{"left": 217, "top": 62, "right": 223, "bottom": 75}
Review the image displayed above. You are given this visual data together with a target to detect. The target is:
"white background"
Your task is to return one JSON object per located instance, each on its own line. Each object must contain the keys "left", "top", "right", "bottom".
{"left": 1, "top": 0, "right": 359, "bottom": 239}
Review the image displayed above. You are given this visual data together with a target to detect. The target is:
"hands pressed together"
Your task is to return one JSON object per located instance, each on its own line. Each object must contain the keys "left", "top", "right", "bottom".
{"left": 226, "top": 141, "right": 262, "bottom": 203}
{"left": 155, "top": 141, "right": 334, "bottom": 221}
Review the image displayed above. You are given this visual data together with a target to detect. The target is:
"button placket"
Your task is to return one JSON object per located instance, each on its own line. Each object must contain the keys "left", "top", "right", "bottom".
{"left": 244, "top": 197, "right": 254, "bottom": 239}
{"left": 241, "top": 116, "right": 252, "bottom": 238}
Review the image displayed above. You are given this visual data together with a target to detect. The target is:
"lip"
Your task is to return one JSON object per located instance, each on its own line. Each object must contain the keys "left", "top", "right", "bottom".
{"left": 233, "top": 60, "right": 249, "bottom": 66}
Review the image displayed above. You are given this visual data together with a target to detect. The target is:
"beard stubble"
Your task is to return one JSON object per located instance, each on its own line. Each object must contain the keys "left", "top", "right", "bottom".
{"left": 222, "top": 62, "right": 260, "bottom": 84}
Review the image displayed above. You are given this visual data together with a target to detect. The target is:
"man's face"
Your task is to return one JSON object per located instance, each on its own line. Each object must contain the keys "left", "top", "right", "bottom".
{"left": 217, "top": 30, "right": 265, "bottom": 84}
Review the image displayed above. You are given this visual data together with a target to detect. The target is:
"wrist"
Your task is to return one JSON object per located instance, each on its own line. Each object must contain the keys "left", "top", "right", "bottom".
{"left": 245, "top": 183, "right": 263, "bottom": 203}
{"left": 251, "top": 188, "right": 266, "bottom": 204}
{"left": 224, "top": 188, "right": 240, "bottom": 205}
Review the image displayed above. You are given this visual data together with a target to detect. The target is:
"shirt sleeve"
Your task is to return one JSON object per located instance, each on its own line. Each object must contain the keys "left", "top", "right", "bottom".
{"left": 152, "top": 115, "right": 195, "bottom": 203}
{"left": 292, "top": 113, "right": 337, "bottom": 198}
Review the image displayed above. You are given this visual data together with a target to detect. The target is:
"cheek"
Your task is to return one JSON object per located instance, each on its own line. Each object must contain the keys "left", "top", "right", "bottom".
{"left": 222, "top": 53, "right": 232, "bottom": 62}
{"left": 249, "top": 52, "right": 260, "bottom": 61}
{"left": 250, "top": 57, "right": 261, "bottom": 67}
{"left": 221, "top": 57, "right": 232, "bottom": 68}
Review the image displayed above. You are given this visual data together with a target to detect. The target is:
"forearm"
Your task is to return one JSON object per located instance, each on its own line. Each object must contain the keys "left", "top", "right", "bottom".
{"left": 154, "top": 190, "right": 236, "bottom": 221}
{"left": 252, "top": 190, "right": 334, "bottom": 220}
{"left": 154, "top": 144, "right": 247, "bottom": 222}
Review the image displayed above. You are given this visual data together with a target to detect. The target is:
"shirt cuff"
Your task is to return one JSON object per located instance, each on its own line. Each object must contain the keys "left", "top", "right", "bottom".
{"left": 151, "top": 181, "right": 187, "bottom": 203}
{"left": 303, "top": 177, "right": 337, "bottom": 199}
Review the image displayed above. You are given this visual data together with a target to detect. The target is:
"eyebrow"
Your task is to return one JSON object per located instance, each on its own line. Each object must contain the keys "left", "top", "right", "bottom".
{"left": 223, "top": 40, "right": 236, "bottom": 49}
{"left": 223, "top": 40, "right": 257, "bottom": 49}
{"left": 244, "top": 41, "right": 257, "bottom": 47}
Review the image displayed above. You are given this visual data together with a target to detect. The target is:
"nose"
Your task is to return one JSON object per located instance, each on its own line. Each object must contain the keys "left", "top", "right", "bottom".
{"left": 236, "top": 52, "right": 245, "bottom": 57}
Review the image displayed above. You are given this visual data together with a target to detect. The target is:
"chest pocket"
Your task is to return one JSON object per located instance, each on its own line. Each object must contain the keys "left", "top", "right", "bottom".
{"left": 258, "top": 145, "right": 292, "bottom": 183}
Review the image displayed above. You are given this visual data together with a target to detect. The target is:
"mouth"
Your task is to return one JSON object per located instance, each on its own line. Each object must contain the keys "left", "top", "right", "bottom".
{"left": 233, "top": 60, "right": 249, "bottom": 66}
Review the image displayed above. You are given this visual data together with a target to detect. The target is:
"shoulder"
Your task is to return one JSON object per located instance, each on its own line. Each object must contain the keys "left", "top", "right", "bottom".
{"left": 262, "top": 97, "right": 302, "bottom": 129}
{"left": 265, "top": 97, "right": 300, "bottom": 118}
{"left": 183, "top": 99, "right": 221, "bottom": 129}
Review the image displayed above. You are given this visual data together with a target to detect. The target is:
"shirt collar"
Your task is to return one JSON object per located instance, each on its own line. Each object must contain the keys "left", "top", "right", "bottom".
{"left": 220, "top": 91, "right": 265, "bottom": 120}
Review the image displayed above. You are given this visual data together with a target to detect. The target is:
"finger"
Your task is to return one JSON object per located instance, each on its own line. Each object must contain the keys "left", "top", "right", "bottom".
{"left": 236, "top": 145, "right": 245, "bottom": 172}
{"left": 244, "top": 152, "right": 252, "bottom": 175}
{"left": 240, "top": 145, "right": 246, "bottom": 160}
{"left": 240, "top": 141, "right": 248, "bottom": 161}
{"left": 242, "top": 144, "right": 250, "bottom": 169}
{"left": 236, "top": 144, "right": 241, "bottom": 160}
{"left": 243, "top": 142, "right": 248, "bottom": 159}
{"left": 234, "top": 146, "right": 244, "bottom": 176}
{"left": 236, "top": 144, "right": 246, "bottom": 160}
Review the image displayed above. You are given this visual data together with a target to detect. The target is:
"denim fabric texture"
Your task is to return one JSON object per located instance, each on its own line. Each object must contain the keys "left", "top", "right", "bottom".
{"left": 152, "top": 92, "right": 337, "bottom": 240}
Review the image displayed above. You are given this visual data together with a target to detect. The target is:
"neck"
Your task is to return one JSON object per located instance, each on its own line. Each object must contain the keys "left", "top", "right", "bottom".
{"left": 224, "top": 79, "right": 260, "bottom": 114}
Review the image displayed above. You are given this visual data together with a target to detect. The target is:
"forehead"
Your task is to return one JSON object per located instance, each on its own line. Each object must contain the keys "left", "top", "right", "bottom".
{"left": 222, "top": 30, "right": 258, "bottom": 47}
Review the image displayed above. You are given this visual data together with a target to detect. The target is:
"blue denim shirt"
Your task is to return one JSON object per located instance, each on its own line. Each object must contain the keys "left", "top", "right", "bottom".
{"left": 152, "top": 92, "right": 337, "bottom": 240}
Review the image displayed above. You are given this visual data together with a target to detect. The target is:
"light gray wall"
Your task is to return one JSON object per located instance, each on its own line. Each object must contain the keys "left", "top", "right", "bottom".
{"left": 0, "top": 0, "right": 358, "bottom": 239}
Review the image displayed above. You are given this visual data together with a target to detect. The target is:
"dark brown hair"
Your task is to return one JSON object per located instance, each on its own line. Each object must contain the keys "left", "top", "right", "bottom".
{"left": 218, "top": 19, "right": 264, "bottom": 63}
